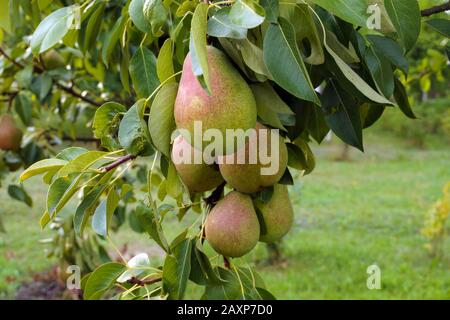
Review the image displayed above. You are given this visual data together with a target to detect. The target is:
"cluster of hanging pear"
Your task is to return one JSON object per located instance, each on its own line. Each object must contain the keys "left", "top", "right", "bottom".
{"left": 171, "top": 47, "right": 294, "bottom": 258}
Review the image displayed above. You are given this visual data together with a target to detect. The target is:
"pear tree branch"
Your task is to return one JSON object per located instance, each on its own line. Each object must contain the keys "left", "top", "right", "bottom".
{"left": 101, "top": 154, "right": 137, "bottom": 172}
{"left": 0, "top": 47, "right": 102, "bottom": 107}
{"left": 421, "top": 1, "right": 450, "bottom": 17}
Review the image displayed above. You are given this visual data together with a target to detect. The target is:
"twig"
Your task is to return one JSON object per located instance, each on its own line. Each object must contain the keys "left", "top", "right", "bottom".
{"left": 61, "top": 135, "right": 99, "bottom": 143}
{"left": 204, "top": 181, "right": 226, "bottom": 211}
{"left": 0, "top": 47, "right": 25, "bottom": 68}
{"left": 223, "top": 256, "right": 231, "bottom": 269}
{"left": 421, "top": 1, "right": 450, "bottom": 17}
{"left": 127, "top": 276, "right": 162, "bottom": 287}
{"left": 0, "top": 47, "right": 103, "bottom": 107}
{"left": 55, "top": 82, "right": 102, "bottom": 107}
{"left": 101, "top": 154, "right": 136, "bottom": 172}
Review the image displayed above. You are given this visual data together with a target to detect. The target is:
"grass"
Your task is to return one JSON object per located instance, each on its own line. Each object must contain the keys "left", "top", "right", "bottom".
{"left": 0, "top": 129, "right": 449, "bottom": 299}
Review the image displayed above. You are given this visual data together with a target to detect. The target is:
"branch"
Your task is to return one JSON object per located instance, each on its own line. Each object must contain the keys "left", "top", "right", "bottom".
{"left": 127, "top": 276, "right": 161, "bottom": 287}
{"left": 61, "top": 135, "right": 99, "bottom": 143}
{"left": 0, "top": 47, "right": 25, "bottom": 69}
{"left": 101, "top": 154, "right": 136, "bottom": 172}
{"left": 0, "top": 47, "right": 103, "bottom": 107}
{"left": 55, "top": 83, "right": 102, "bottom": 107}
{"left": 421, "top": 1, "right": 450, "bottom": 17}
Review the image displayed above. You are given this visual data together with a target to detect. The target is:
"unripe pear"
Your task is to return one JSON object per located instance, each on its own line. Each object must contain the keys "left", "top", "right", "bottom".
{"left": 42, "top": 49, "right": 66, "bottom": 70}
{"left": 171, "top": 135, "right": 224, "bottom": 194}
{"left": 218, "top": 123, "right": 288, "bottom": 194}
{"left": 174, "top": 46, "right": 257, "bottom": 155}
{"left": 0, "top": 115, "right": 23, "bottom": 151}
{"left": 205, "top": 192, "right": 260, "bottom": 257}
{"left": 254, "top": 184, "right": 294, "bottom": 243}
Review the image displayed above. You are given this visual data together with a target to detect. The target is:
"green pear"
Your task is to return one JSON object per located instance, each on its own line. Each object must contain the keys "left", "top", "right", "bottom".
{"left": 254, "top": 184, "right": 294, "bottom": 243}
{"left": 0, "top": 115, "right": 23, "bottom": 151}
{"left": 218, "top": 123, "right": 288, "bottom": 194}
{"left": 171, "top": 135, "right": 224, "bottom": 194}
{"left": 174, "top": 46, "right": 257, "bottom": 155}
{"left": 205, "top": 191, "right": 260, "bottom": 257}
{"left": 42, "top": 49, "right": 66, "bottom": 70}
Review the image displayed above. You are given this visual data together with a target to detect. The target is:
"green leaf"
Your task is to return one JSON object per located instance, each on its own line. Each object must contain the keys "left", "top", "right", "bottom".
{"left": 56, "top": 147, "right": 89, "bottom": 161}
{"left": 166, "top": 161, "right": 184, "bottom": 199}
{"left": 367, "top": 35, "right": 409, "bottom": 75}
{"left": 308, "top": 106, "right": 329, "bottom": 144}
{"left": 190, "top": 3, "right": 211, "bottom": 93}
{"left": 263, "top": 18, "right": 319, "bottom": 105}
{"left": 162, "top": 238, "right": 192, "bottom": 300}
{"left": 384, "top": 0, "right": 421, "bottom": 52}
{"left": 92, "top": 188, "right": 120, "bottom": 237}
{"left": 39, "top": 211, "right": 51, "bottom": 229}
{"left": 81, "top": 2, "right": 105, "bottom": 54}
{"left": 308, "top": 0, "right": 368, "bottom": 27}
{"left": 58, "top": 151, "right": 108, "bottom": 177}
{"left": 280, "top": 3, "right": 324, "bottom": 65}
{"left": 426, "top": 19, "right": 450, "bottom": 38}
{"left": 118, "top": 100, "right": 153, "bottom": 156}
{"left": 74, "top": 182, "right": 110, "bottom": 235}
{"left": 256, "top": 287, "right": 277, "bottom": 300}
{"left": 293, "top": 138, "right": 315, "bottom": 175}
{"left": 176, "top": 1, "right": 197, "bottom": 17}
{"left": 38, "top": 0, "right": 52, "bottom": 10}
{"left": 0, "top": 0, "right": 11, "bottom": 33}
{"left": 189, "top": 239, "right": 223, "bottom": 285}
{"left": 239, "top": 39, "right": 271, "bottom": 77}
{"left": 20, "top": 159, "right": 68, "bottom": 182}
{"left": 0, "top": 215, "right": 5, "bottom": 233}
{"left": 202, "top": 266, "right": 266, "bottom": 300}
{"left": 129, "top": 0, "right": 152, "bottom": 33}
{"left": 93, "top": 102, "right": 127, "bottom": 139}
{"left": 286, "top": 143, "right": 307, "bottom": 171}
{"left": 14, "top": 92, "right": 32, "bottom": 126}
{"left": 364, "top": 46, "right": 394, "bottom": 98}
{"left": 47, "top": 174, "right": 83, "bottom": 217}
{"left": 120, "top": 46, "right": 131, "bottom": 94}
{"left": 135, "top": 204, "right": 170, "bottom": 252}
{"left": 251, "top": 82, "right": 293, "bottom": 131}
{"left": 157, "top": 38, "right": 175, "bottom": 83}
{"left": 102, "top": 16, "right": 127, "bottom": 66}
{"left": 207, "top": 7, "right": 248, "bottom": 40}
{"left": 229, "top": 0, "right": 265, "bottom": 29}
{"left": 148, "top": 83, "right": 178, "bottom": 157}
{"left": 143, "top": 0, "right": 168, "bottom": 35}
{"left": 30, "top": 73, "right": 52, "bottom": 101}
{"left": 129, "top": 47, "right": 160, "bottom": 99}
{"left": 31, "top": 6, "right": 77, "bottom": 55}
{"left": 393, "top": 78, "right": 416, "bottom": 119}
{"left": 84, "top": 262, "right": 127, "bottom": 300}
{"left": 8, "top": 185, "right": 32, "bottom": 207}
{"left": 313, "top": 9, "right": 393, "bottom": 106}
{"left": 260, "top": 0, "right": 278, "bottom": 23}
{"left": 322, "top": 81, "right": 363, "bottom": 151}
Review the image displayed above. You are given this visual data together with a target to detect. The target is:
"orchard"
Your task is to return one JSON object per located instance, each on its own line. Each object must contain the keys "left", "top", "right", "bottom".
{"left": 0, "top": 0, "right": 449, "bottom": 300}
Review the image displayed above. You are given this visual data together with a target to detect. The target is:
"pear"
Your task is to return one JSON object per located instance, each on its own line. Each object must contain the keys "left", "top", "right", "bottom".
{"left": 174, "top": 46, "right": 257, "bottom": 155}
{"left": 0, "top": 115, "right": 23, "bottom": 151}
{"left": 254, "top": 184, "right": 294, "bottom": 243}
{"left": 218, "top": 123, "right": 288, "bottom": 194}
{"left": 171, "top": 135, "right": 224, "bottom": 194}
{"left": 42, "top": 49, "right": 66, "bottom": 70}
{"left": 205, "top": 191, "right": 260, "bottom": 257}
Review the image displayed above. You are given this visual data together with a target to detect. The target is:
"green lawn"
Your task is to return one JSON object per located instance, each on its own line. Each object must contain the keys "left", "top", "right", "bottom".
{"left": 0, "top": 130, "right": 449, "bottom": 299}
